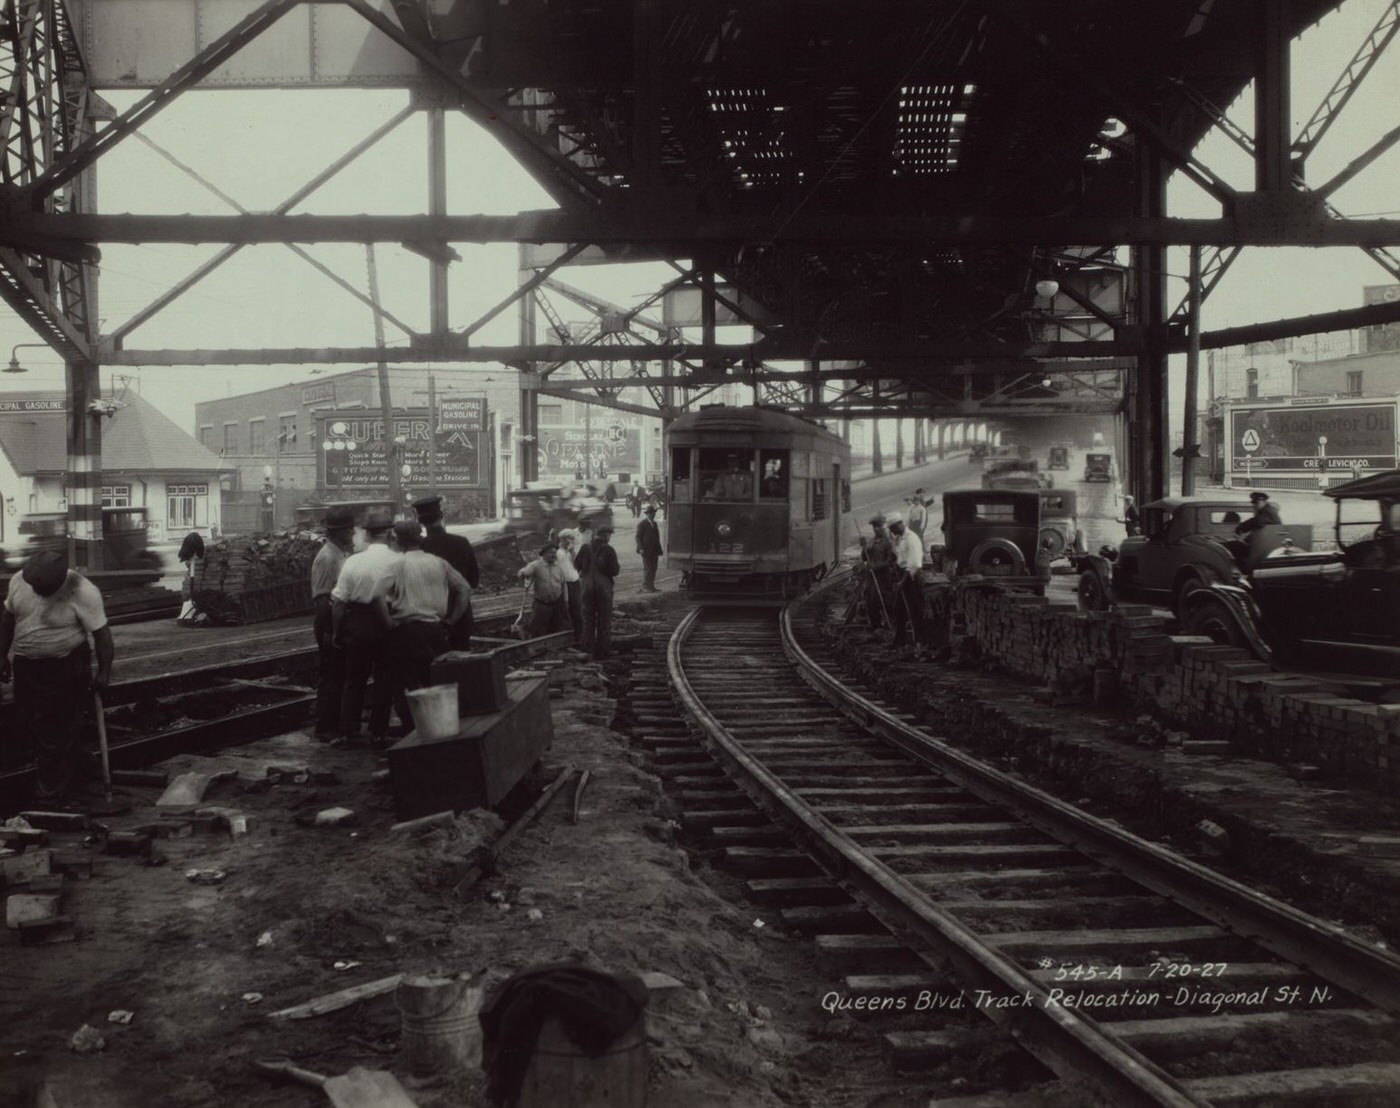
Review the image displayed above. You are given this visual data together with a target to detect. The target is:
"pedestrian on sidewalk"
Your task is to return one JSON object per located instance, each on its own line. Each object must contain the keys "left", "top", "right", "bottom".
{"left": 575, "top": 524, "right": 620, "bottom": 659}
{"left": 636, "top": 504, "right": 664, "bottom": 592}
{"left": 310, "top": 506, "right": 356, "bottom": 741}
{"left": 517, "top": 543, "right": 571, "bottom": 635}
{"left": 0, "top": 551, "right": 114, "bottom": 803}
{"left": 331, "top": 506, "right": 400, "bottom": 746}
{"left": 907, "top": 490, "right": 928, "bottom": 541}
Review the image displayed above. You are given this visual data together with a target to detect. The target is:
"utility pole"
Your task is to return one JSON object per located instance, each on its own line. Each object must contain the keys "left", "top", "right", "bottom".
{"left": 1181, "top": 244, "right": 1202, "bottom": 495}
{"left": 427, "top": 372, "right": 438, "bottom": 496}
{"left": 365, "top": 244, "right": 402, "bottom": 515}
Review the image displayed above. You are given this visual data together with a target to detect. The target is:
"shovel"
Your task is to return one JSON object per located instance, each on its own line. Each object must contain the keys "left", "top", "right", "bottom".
{"left": 253, "top": 1060, "right": 419, "bottom": 1108}
{"left": 93, "top": 690, "right": 112, "bottom": 802}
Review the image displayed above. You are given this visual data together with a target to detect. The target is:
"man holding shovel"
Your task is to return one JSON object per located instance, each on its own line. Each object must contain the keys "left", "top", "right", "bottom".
{"left": 0, "top": 550, "right": 114, "bottom": 803}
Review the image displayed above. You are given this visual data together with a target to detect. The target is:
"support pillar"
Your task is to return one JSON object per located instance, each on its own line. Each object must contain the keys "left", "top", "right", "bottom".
{"left": 519, "top": 371, "right": 540, "bottom": 485}
{"left": 913, "top": 418, "right": 923, "bottom": 465}
{"left": 1182, "top": 245, "right": 1203, "bottom": 495}
{"left": 1132, "top": 128, "right": 1170, "bottom": 503}
{"left": 895, "top": 418, "right": 904, "bottom": 470}
{"left": 936, "top": 421, "right": 945, "bottom": 460}
{"left": 427, "top": 107, "right": 450, "bottom": 336}
{"left": 66, "top": 361, "right": 103, "bottom": 569}
{"left": 1255, "top": 0, "right": 1293, "bottom": 193}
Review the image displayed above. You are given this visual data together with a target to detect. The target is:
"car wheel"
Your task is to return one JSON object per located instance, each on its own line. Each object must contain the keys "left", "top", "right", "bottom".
{"left": 1077, "top": 569, "right": 1111, "bottom": 612}
{"left": 1038, "top": 528, "right": 1067, "bottom": 559}
{"left": 967, "top": 539, "right": 1026, "bottom": 577}
{"left": 1182, "top": 595, "right": 1248, "bottom": 649}
{"left": 1173, "top": 575, "right": 1213, "bottom": 617}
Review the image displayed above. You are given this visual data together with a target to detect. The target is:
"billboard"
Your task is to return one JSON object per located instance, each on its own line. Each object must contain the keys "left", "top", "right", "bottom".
{"left": 317, "top": 409, "right": 487, "bottom": 490}
{"left": 1228, "top": 400, "right": 1397, "bottom": 473}
{"left": 538, "top": 420, "right": 643, "bottom": 481}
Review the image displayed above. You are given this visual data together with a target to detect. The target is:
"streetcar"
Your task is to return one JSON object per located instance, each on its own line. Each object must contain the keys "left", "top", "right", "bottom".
{"left": 666, "top": 406, "right": 852, "bottom": 600}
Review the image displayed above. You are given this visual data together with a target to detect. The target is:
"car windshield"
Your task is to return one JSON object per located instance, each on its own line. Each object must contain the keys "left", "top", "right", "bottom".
{"left": 1336, "top": 497, "right": 1385, "bottom": 548}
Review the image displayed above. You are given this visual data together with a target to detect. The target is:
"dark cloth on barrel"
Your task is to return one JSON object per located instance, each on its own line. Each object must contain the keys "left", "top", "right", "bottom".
{"left": 480, "top": 963, "right": 648, "bottom": 1108}
{"left": 15, "top": 641, "right": 93, "bottom": 801}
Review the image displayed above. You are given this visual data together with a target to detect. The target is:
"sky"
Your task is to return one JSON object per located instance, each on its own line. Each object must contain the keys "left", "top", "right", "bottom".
{"left": 1, "top": 0, "right": 1397, "bottom": 438}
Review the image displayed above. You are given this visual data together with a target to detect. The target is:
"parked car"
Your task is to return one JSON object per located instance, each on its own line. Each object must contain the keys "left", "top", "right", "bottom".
{"left": 1074, "top": 496, "right": 1313, "bottom": 616}
{"left": 1083, "top": 452, "right": 1113, "bottom": 482}
{"left": 1047, "top": 445, "right": 1070, "bottom": 471}
{"left": 934, "top": 489, "right": 1050, "bottom": 587}
{"left": 1037, "top": 489, "right": 1083, "bottom": 562}
{"left": 503, "top": 485, "right": 613, "bottom": 546}
{"left": 968, "top": 443, "right": 989, "bottom": 464}
{"left": 982, "top": 457, "right": 1052, "bottom": 491}
{"left": 1179, "top": 470, "right": 1400, "bottom": 676}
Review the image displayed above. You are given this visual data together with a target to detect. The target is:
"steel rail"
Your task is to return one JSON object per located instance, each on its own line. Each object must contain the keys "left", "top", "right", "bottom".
{"left": 668, "top": 606, "right": 1208, "bottom": 1108}
{"left": 781, "top": 573, "right": 1400, "bottom": 1016}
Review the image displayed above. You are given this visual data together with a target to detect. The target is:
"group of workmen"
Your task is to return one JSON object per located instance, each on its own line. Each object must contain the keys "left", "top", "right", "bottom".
{"left": 858, "top": 487, "right": 935, "bottom": 654}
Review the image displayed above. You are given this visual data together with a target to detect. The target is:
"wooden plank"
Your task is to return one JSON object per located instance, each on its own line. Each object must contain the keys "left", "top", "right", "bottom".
{"left": 267, "top": 974, "right": 404, "bottom": 1020}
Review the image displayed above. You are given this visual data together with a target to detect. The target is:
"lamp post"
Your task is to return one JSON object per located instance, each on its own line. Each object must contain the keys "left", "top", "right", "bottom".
{"left": 5, "top": 343, "right": 48, "bottom": 374}
{"left": 1318, "top": 435, "right": 1328, "bottom": 490}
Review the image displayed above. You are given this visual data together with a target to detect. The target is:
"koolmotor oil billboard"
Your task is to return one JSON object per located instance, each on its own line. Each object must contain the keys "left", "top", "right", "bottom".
{"left": 1227, "top": 399, "right": 1397, "bottom": 474}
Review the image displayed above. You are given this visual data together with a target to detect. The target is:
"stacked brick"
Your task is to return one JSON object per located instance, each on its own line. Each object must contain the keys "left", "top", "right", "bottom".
{"left": 952, "top": 584, "right": 1400, "bottom": 791}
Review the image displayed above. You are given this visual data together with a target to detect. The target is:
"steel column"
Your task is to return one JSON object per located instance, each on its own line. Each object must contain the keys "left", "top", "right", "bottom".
{"left": 1132, "top": 134, "right": 1169, "bottom": 503}
{"left": 1181, "top": 246, "right": 1202, "bottom": 496}
{"left": 427, "top": 106, "right": 449, "bottom": 337}
{"left": 65, "top": 358, "right": 102, "bottom": 569}
{"left": 1255, "top": 0, "right": 1292, "bottom": 193}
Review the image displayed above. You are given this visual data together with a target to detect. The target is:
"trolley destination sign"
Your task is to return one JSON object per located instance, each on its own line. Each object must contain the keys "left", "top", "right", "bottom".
{"left": 317, "top": 409, "right": 486, "bottom": 489}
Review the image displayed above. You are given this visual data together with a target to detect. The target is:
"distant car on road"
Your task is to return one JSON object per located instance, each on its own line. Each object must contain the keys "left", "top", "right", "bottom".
{"left": 936, "top": 489, "right": 1050, "bottom": 588}
{"left": 1083, "top": 452, "right": 1113, "bottom": 482}
{"left": 982, "top": 458, "right": 1052, "bottom": 491}
{"left": 1047, "top": 445, "right": 1070, "bottom": 471}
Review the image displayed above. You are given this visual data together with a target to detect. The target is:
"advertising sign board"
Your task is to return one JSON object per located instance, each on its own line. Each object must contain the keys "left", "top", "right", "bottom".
{"left": 1228, "top": 401, "right": 1397, "bottom": 473}
{"left": 538, "top": 421, "right": 643, "bottom": 481}
{"left": 317, "top": 410, "right": 487, "bottom": 489}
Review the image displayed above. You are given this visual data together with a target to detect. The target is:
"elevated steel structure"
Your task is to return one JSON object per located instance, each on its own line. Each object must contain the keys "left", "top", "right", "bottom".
{"left": 1, "top": 0, "right": 1399, "bottom": 558}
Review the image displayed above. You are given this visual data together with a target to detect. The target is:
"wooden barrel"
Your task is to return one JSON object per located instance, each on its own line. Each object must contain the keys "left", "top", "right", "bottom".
{"left": 513, "top": 1013, "right": 648, "bottom": 1108}
{"left": 396, "top": 975, "right": 481, "bottom": 1077}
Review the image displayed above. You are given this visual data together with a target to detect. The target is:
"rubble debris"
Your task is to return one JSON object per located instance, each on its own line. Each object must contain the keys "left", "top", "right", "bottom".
{"left": 0, "top": 848, "right": 52, "bottom": 883}
{"left": 256, "top": 930, "right": 274, "bottom": 949}
{"left": 184, "top": 869, "right": 226, "bottom": 886}
{"left": 640, "top": 972, "right": 685, "bottom": 992}
{"left": 107, "top": 1010, "right": 134, "bottom": 1025}
{"left": 313, "top": 808, "right": 358, "bottom": 828}
{"left": 110, "top": 769, "right": 168, "bottom": 789}
{"left": 268, "top": 974, "right": 405, "bottom": 1021}
{"left": 253, "top": 1059, "right": 421, "bottom": 1108}
{"left": 6, "top": 893, "right": 61, "bottom": 929}
{"left": 196, "top": 807, "right": 250, "bottom": 837}
{"left": 332, "top": 960, "right": 362, "bottom": 972}
{"left": 68, "top": 1025, "right": 105, "bottom": 1053}
{"left": 17, "top": 811, "right": 87, "bottom": 832}
{"left": 242, "top": 993, "right": 263, "bottom": 1005}
{"left": 104, "top": 830, "right": 153, "bottom": 857}
{"left": 157, "top": 770, "right": 237, "bottom": 807}
{"left": 389, "top": 810, "right": 454, "bottom": 835}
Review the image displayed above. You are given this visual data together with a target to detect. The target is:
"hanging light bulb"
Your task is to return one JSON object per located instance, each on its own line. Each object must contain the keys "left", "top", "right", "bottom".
{"left": 1034, "top": 279, "right": 1060, "bottom": 300}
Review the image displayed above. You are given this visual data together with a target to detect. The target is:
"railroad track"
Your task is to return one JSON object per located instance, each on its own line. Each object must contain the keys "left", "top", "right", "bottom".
{"left": 648, "top": 583, "right": 1400, "bottom": 1106}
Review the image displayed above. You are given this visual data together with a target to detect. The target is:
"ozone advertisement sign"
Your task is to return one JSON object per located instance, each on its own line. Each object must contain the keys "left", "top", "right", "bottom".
{"left": 1229, "top": 402, "right": 1397, "bottom": 473}
{"left": 317, "top": 411, "right": 486, "bottom": 489}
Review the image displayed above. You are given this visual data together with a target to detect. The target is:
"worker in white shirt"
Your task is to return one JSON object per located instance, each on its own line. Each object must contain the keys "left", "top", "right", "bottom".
{"left": 556, "top": 529, "right": 583, "bottom": 641}
{"left": 331, "top": 505, "right": 401, "bottom": 745}
{"left": 885, "top": 511, "right": 927, "bottom": 651}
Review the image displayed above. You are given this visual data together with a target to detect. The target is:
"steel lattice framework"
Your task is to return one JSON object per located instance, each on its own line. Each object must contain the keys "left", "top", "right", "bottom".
{"left": 1, "top": 0, "right": 1399, "bottom": 552}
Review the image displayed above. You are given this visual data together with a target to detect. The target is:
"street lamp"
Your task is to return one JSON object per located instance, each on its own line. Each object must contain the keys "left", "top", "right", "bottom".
{"left": 1318, "top": 435, "right": 1328, "bottom": 490}
{"left": 5, "top": 343, "right": 48, "bottom": 374}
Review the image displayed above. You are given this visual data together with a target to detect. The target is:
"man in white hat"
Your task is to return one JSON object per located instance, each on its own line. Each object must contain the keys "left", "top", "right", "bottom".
{"left": 885, "top": 511, "right": 927, "bottom": 650}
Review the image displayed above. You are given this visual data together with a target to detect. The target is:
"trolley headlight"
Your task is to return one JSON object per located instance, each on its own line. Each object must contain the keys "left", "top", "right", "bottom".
{"left": 716, "top": 520, "right": 733, "bottom": 537}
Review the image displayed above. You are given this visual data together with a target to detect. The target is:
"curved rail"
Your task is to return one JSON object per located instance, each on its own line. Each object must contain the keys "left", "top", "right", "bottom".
{"left": 669, "top": 605, "right": 1206, "bottom": 1108}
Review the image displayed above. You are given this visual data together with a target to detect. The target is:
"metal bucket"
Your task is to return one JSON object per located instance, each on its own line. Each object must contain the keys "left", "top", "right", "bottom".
{"left": 405, "top": 683, "right": 459, "bottom": 740}
{"left": 397, "top": 974, "right": 481, "bottom": 1076}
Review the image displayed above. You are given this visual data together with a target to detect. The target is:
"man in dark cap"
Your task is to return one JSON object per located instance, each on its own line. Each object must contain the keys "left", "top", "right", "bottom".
{"left": 310, "top": 506, "right": 356, "bottom": 741}
{"left": 332, "top": 505, "right": 400, "bottom": 746}
{"left": 1235, "top": 491, "right": 1282, "bottom": 536}
{"left": 0, "top": 551, "right": 114, "bottom": 801}
{"left": 412, "top": 495, "right": 480, "bottom": 651}
{"left": 635, "top": 504, "right": 663, "bottom": 592}
{"left": 574, "top": 523, "right": 620, "bottom": 659}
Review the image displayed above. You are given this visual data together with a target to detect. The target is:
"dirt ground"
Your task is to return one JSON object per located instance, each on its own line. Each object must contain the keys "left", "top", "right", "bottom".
{"left": 2, "top": 596, "right": 935, "bottom": 1108}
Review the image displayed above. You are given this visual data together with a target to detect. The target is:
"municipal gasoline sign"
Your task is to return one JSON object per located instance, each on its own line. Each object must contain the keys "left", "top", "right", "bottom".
{"left": 1241, "top": 428, "right": 1260, "bottom": 453}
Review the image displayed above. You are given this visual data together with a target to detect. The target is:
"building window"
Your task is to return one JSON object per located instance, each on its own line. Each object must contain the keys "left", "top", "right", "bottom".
{"left": 539, "top": 403, "right": 564, "bottom": 424}
{"left": 1346, "top": 370, "right": 1363, "bottom": 396}
{"left": 101, "top": 485, "right": 131, "bottom": 509}
{"left": 1245, "top": 368, "right": 1258, "bottom": 399}
{"left": 249, "top": 418, "right": 266, "bottom": 453}
{"left": 199, "top": 425, "right": 213, "bottom": 449}
{"left": 811, "top": 477, "right": 828, "bottom": 521}
{"left": 167, "top": 484, "right": 208, "bottom": 529}
{"left": 278, "top": 414, "right": 297, "bottom": 452}
{"left": 222, "top": 422, "right": 238, "bottom": 454}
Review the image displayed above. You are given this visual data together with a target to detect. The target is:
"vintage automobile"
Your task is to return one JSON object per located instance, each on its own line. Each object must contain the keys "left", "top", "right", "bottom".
{"left": 1047, "top": 444, "right": 1071, "bottom": 471}
{"left": 934, "top": 489, "right": 1050, "bottom": 589}
{"left": 4, "top": 508, "right": 163, "bottom": 576}
{"left": 1074, "top": 496, "right": 1313, "bottom": 616}
{"left": 1083, "top": 452, "right": 1113, "bottom": 482}
{"left": 503, "top": 485, "right": 613, "bottom": 546}
{"left": 968, "top": 442, "right": 989, "bottom": 463}
{"left": 294, "top": 498, "right": 396, "bottom": 531}
{"left": 1037, "top": 489, "right": 1084, "bottom": 562}
{"left": 1179, "top": 471, "right": 1400, "bottom": 676}
{"left": 982, "top": 457, "right": 1053, "bottom": 491}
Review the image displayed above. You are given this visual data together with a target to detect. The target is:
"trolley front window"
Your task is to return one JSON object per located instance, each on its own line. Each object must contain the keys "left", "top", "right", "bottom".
{"left": 698, "top": 448, "right": 755, "bottom": 503}
{"left": 671, "top": 447, "right": 693, "bottom": 502}
{"left": 758, "top": 450, "right": 789, "bottom": 499}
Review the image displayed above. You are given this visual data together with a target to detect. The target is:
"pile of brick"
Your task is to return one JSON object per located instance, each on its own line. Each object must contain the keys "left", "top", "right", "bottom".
{"left": 189, "top": 531, "right": 321, "bottom": 624}
{"left": 953, "top": 584, "right": 1400, "bottom": 791}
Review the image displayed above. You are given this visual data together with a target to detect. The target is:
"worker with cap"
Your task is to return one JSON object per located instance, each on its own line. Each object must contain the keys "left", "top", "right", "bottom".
{"left": 310, "top": 505, "right": 356, "bottom": 741}
{"left": 0, "top": 550, "right": 114, "bottom": 802}
{"left": 1235, "top": 490, "right": 1282, "bottom": 537}
{"left": 412, "top": 495, "right": 480, "bottom": 651}
{"left": 386, "top": 519, "right": 471, "bottom": 707}
{"left": 858, "top": 513, "right": 894, "bottom": 629}
{"left": 556, "top": 528, "right": 583, "bottom": 641}
{"left": 574, "top": 522, "right": 620, "bottom": 659}
{"left": 332, "top": 505, "right": 401, "bottom": 746}
{"left": 516, "top": 543, "right": 570, "bottom": 636}
{"left": 907, "top": 489, "right": 929, "bottom": 540}
{"left": 886, "top": 511, "right": 927, "bottom": 651}
{"left": 635, "top": 503, "right": 664, "bottom": 592}
{"left": 1121, "top": 495, "right": 1141, "bottom": 538}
